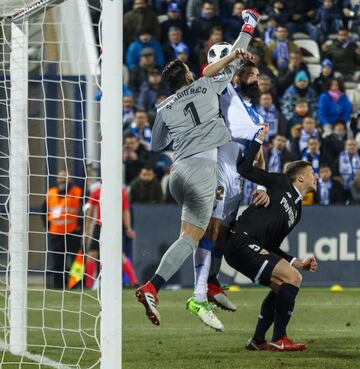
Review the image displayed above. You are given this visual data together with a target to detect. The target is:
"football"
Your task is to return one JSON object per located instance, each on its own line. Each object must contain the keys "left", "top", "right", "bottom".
{"left": 207, "top": 42, "right": 232, "bottom": 64}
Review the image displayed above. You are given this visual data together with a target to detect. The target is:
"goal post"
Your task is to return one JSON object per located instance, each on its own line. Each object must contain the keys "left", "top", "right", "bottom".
{"left": 100, "top": 0, "right": 123, "bottom": 368}
{"left": 0, "top": 0, "right": 123, "bottom": 367}
{"left": 9, "top": 20, "right": 29, "bottom": 356}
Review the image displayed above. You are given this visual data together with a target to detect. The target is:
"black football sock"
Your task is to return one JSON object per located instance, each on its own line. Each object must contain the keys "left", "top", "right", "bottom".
{"left": 253, "top": 291, "right": 277, "bottom": 343}
{"left": 150, "top": 274, "right": 166, "bottom": 292}
{"left": 272, "top": 283, "right": 299, "bottom": 342}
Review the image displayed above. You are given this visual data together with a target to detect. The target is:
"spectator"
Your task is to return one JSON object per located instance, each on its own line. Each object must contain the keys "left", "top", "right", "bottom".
{"left": 264, "top": 26, "right": 300, "bottom": 76}
{"left": 267, "top": 1, "right": 289, "bottom": 26}
{"left": 190, "top": 1, "right": 222, "bottom": 47}
{"left": 350, "top": 171, "right": 360, "bottom": 204}
{"left": 318, "top": 78, "right": 352, "bottom": 136}
{"left": 281, "top": 70, "right": 317, "bottom": 121}
{"left": 162, "top": 27, "right": 189, "bottom": 63}
{"left": 315, "top": 0, "right": 341, "bottom": 44}
{"left": 263, "top": 16, "right": 277, "bottom": 46}
{"left": 186, "top": 0, "right": 220, "bottom": 28}
{"left": 196, "top": 25, "right": 224, "bottom": 74}
{"left": 350, "top": 112, "right": 360, "bottom": 140}
{"left": 257, "top": 74, "right": 279, "bottom": 106}
{"left": 225, "top": 1, "right": 248, "bottom": 43}
{"left": 175, "top": 44, "right": 197, "bottom": 76}
{"left": 138, "top": 69, "right": 170, "bottom": 114}
{"left": 129, "top": 47, "right": 159, "bottom": 97}
{"left": 42, "top": 169, "right": 83, "bottom": 289}
{"left": 313, "top": 59, "right": 335, "bottom": 96}
{"left": 127, "top": 110, "right": 152, "bottom": 149}
{"left": 126, "top": 27, "right": 164, "bottom": 71}
{"left": 290, "top": 116, "right": 321, "bottom": 158}
{"left": 123, "top": 92, "right": 136, "bottom": 130}
{"left": 256, "top": 92, "right": 287, "bottom": 138}
{"left": 337, "top": 0, "right": 355, "bottom": 29}
{"left": 249, "top": 47, "right": 276, "bottom": 80}
{"left": 276, "top": 51, "right": 310, "bottom": 96}
{"left": 124, "top": 0, "right": 160, "bottom": 47}
{"left": 287, "top": 98, "right": 311, "bottom": 133}
{"left": 265, "top": 134, "right": 293, "bottom": 173}
{"left": 285, "top": 0, "right": 319, "bottom": 41}
{"left": 336, "top": 138, "right": 360, "bottom": 200}
{"left": 321, "top": 28, "right": 360, "bottom": 80}
{"left": 123, "top": 133, "right": 150, "bottom": 185}
{"left": 246, "top": 0, "right": 268, "bottom": 13}
{"left": 314, "top": 163, "right": 344, "bottom": 205}
{"left": 129, "top": 166, "right": 163, "bottom": 203}
{"left": 161, "top": 2, "right": 190, "bottom": 44}
{"left": 322, "top": 119, "right": 347, "bottom": 167}
{"left": 302, "top": 136, "right": 323, "bottom": 175}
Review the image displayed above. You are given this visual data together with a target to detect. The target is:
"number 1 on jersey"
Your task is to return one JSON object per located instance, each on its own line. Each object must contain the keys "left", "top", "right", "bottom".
{"left": 183, "top": 102, "right": 201, "bottom": 127}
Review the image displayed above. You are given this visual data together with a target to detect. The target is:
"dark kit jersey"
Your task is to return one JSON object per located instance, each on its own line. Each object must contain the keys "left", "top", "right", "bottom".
{"left": 233, "top": 140, "right": 303, "bottom": 262}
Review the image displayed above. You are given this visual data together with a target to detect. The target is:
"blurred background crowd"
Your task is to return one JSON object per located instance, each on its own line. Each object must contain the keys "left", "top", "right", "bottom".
{"left": 121, "top": 0, "right": 360, "bottom": 206}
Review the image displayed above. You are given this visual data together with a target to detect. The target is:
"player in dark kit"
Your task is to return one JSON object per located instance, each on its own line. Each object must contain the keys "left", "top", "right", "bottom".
{"left": 223, "top": 128, "right": 318, "bottom": 351}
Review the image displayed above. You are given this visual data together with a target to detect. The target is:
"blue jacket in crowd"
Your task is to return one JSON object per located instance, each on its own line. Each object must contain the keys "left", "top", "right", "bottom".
{"left": 317, "top": 92, "right": 352, "bottom": 126}
{"left": 126, "top": 38, "right": 165, "bottom": 71}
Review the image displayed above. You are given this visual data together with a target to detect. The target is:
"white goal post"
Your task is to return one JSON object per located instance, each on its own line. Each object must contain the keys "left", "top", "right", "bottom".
{"left": 0, "top": 0, "right": 122, "bottom": 367}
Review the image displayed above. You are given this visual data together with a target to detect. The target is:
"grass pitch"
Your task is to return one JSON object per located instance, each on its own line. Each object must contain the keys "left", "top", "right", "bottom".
{"left": 124, "top": 287, "right": 360, "bottom": 369}
{"left": 0, "top": 287, "right": 359, "bottom": 368}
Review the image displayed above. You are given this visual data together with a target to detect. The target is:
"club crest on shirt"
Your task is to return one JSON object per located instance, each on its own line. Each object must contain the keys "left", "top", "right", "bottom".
{"left": 216, "top": 185, "right": 225, "bottom": 201}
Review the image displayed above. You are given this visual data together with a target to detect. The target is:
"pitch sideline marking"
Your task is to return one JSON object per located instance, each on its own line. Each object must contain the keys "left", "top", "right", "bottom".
{"left": 0, "top": 339, "right": 74, "bottom": 369}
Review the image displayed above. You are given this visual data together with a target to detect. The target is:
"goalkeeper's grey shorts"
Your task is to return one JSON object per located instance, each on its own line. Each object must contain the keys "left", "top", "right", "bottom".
{"left": 169, "top": 157, "right": 217, "bottom": 231}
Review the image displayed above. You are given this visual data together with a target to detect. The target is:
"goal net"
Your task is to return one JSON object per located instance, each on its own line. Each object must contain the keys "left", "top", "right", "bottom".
{"left": 0, "top": 1, "right": 122, "bottom": 368}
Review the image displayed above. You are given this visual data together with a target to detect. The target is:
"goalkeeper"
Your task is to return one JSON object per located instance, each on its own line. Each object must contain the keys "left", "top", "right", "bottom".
{"left": 135, "top": 18, "right": 257, "bottom": 329}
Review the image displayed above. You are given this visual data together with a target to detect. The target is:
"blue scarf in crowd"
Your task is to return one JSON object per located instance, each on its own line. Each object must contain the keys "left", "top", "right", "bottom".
{"left": 318, "top": 178, "right": 332, "bottom": 205}
{"left": 256, "top": 104, "right": 278, "bottom": 139}
{"left": 303, "top": 150, "right": 320, "bottom": 174}
{"left": 339, "top": 150, "right": 360, "bottom": 190}
{"left": 273, "top": 40, "right": 289, "bottom": 69}
{"left": 268, "top": 149, "right": 282, "bottom": 173}
{"left": 299, "top": 129, "right": 319, "bottom": 152}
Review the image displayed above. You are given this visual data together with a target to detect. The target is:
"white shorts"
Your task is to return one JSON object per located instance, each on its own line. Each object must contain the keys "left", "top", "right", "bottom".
{"left": 212, "top": 167, "right": 241, "bottom": 227}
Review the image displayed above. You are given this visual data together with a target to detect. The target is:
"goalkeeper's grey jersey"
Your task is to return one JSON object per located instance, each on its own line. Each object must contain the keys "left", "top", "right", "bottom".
{"left": 151, "top": 62, "right": 240, "bottom": 161}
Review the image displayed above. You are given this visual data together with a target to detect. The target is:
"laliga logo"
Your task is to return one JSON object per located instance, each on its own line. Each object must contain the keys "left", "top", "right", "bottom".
{"left": 295, "top": 229, "right": 360, "bottom": 261}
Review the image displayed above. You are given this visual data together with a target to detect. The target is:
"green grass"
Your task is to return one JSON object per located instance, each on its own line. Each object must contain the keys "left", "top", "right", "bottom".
{"left": 123, "top": 287, "right": 360, "bottom": 369}
{"left": 0, "top": 288, "right": 359, "bottom": 368}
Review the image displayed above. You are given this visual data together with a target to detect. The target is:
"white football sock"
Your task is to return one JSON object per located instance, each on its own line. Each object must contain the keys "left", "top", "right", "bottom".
{"left": 193, "top": 243, "right": 212, "bottom": 302}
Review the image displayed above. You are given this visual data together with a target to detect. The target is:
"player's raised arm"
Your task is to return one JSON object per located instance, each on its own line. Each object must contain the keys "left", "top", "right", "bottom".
{"left": 237, "top": 129, "right": 284, "bottom": 187}
{"left": 203, "top": 48, "right": 254, "bottom": 77}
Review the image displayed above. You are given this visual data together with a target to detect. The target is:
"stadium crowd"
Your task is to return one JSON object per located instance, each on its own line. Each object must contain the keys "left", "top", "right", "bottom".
{"left": 122, "top": 0, "right": 360, "bottom": 206}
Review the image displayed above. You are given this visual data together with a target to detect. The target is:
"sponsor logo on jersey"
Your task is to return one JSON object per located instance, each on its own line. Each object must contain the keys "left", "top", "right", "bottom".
{"left": 280, "top": 197, "right": 296, "bottom": 227}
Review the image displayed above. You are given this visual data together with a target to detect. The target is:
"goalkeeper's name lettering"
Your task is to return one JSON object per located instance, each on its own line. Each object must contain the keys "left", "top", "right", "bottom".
{"left": 166, "top": 87, "right": 208, "bottom": 109}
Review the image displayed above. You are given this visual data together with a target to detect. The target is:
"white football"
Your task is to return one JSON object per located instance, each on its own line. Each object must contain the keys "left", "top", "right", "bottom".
{"left": 207, "top": 42, "right": 232, "bottom": 64}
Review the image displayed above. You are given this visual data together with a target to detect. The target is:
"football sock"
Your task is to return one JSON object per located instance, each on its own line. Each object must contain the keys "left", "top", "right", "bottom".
{"left": 193, "top": 238, "right": 213, "bottom": 302}
{"left": 207, "top": 246, "right": 223, "bottom": 287}
{"left": 272, "top": 283, "right": 299, "bottom": 342}
{"left": 253, "top": 291, "right": 277, "bottom": 343}
{"left": 149, "top": 274, "right": 165, "bottom": 292}
{"left": 151, "top": 236, "right": 197, "bottom": 292}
